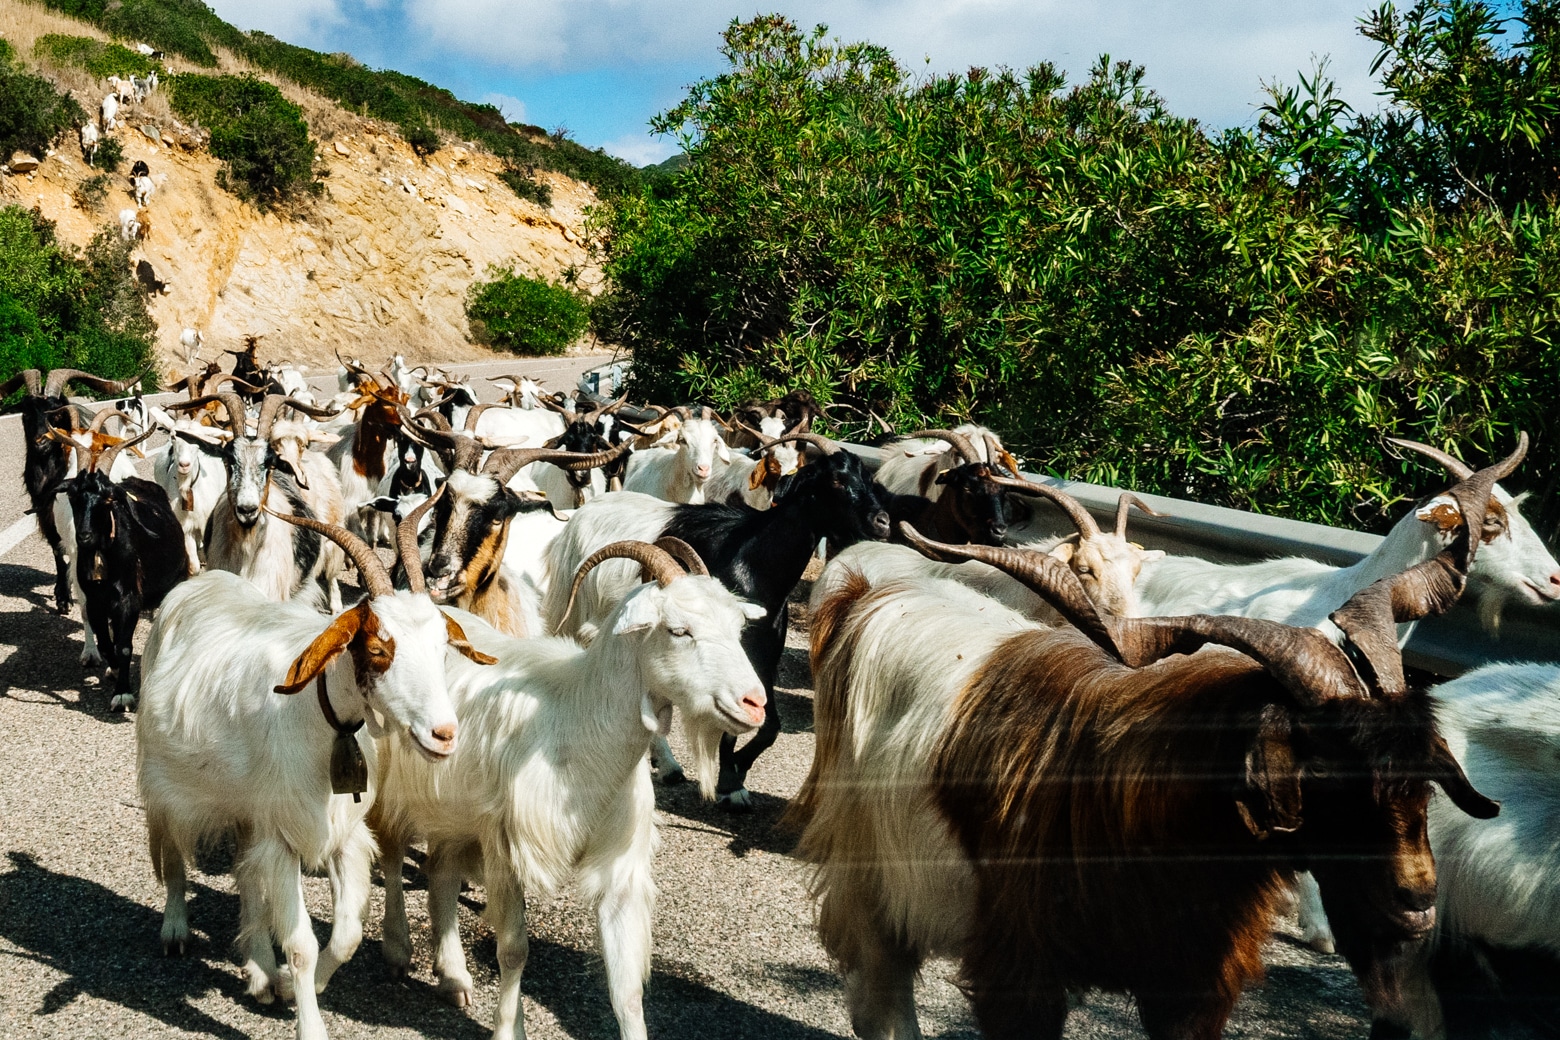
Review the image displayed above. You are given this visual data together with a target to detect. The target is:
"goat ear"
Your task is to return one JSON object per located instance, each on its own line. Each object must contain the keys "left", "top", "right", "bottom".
{"left": 369, "top": 496, "right": 399, "bottom": 514}
{"left": 934, "top": 469, "right": 955, "bottom": 486}
{"left": 1415, "top": 495, "right": 1463, "bottom": 534}
{"left": 1428, "top": 733, "right": 1500, "bottom": 819}
{"left": 442, "top": 611, "right": 498, "bottom": 665}
{"left": 1139, "top": 548, "right": 1166, "bottom": 562}
{"left": 1238, "top": 703, "right": 1303, "bottom": 838}
{"left": 715, "top": 437, "right": 731, "bottom": 463}
{"left": 611, "top": 589, "right": 660, "bottom": 636}
{"left": 740, "top": 602, "right": 767, "bottom": 621}
{"left": 1048, "top": 540, "right": 1077, "bottom": 564}
{"left": 748, "top": 463, "right": 768, "bottom": 491}
{"left": 276, "top": 603, "right": 367, "bottom": 693}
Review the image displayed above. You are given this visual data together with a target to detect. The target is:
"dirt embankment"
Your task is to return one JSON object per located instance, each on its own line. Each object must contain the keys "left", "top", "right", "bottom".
{"left": 0, "top": 0, "right": 602, "bottom": 378}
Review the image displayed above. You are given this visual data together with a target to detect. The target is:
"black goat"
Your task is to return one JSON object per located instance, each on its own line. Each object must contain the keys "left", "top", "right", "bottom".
{"left": 1, "top": 368, "right": 141, "bottom": 612}
{"left": 878, "top": 462, "right": 1009, "bottom": 545}
{"left": 60, "top": 423, "right": 188, "bottom": 710}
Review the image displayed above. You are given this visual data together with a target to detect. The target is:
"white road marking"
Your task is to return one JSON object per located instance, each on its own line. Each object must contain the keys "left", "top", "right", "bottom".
{"left": 0, "top": 514, "right": 37, "bottom": 560}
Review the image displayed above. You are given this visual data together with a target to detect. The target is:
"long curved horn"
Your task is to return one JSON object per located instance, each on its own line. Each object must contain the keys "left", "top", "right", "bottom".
{"left": 166, "top": 392, "right": 250, "bottom": 435}
{"left": 255, "top": 395, "right": 289, "bottom": 441}
{"left": 1329, "top": 432, "right": 1527, "bottom": 696}
{"left": 94, "top": 424, "right": 155, "bottom": 473}
{"left": 205, "top": 373, "right": 268, "bottom": 396}
{"left": 555, "top": 540, "right": 690, "bottom": 633}
{"left": 1389, "top": 436, "right": 1474, "bottom": 481}
{"left": 88, "top": 407, "right": 135, "bottom": 436}
{"left": 1115, "top": 492, "right": 1165, "bottom": 538}
{"left": 581, "top": 392, "right": 628, "bottom": 426}
{"left": 655, "top": 536, "right": 709, "bottom": 576}
{"left": 397, "top": 483, "right": 444, "bottom": 595}
{"left": 0, "top": 369, "right": 42, "bottom": 398}
{"left": 737, "top": 420, "right": 776, "bottom": 448}
{"left": 44, "top": 368, "right": 143, "bottom": 399}
{"left": 900, "top": 523, "right": 1118, "bottom": 656}
{"left": 993, "top": 476, "right": 1101, "bottom": 537}
{"left": 464, "top": 402, "right": 503, "bottom": 433}
{"left": 907, "top": 429, "right": 981, "bottom": 466}
{"left": 900, "top": 523, "right": 1369, "bottom": 705}
{"left": 277, "top": 397, "right": 345, "bottom": 423}
{"left": 264, "top": 508, "right": 394, "bottom": 598}
{"left": 767, "top": 431, "right": 841, "bottom": 456}
{"left": 544, "top": 437, "right": 635, "bottom": 473}
{"left": 399, "top": 405, "right": 482, "bottom": 472}
{"left": 482, "top": 445, "right": 624, "bottom": 486}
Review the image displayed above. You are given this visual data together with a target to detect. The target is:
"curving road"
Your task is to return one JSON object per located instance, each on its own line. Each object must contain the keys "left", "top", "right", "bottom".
{"left": 0, "top": 353, "right": 1370, "bottom": 1039}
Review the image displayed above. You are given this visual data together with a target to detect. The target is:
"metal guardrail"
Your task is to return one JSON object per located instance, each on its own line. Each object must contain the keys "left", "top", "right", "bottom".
{"left": 838, "top": 440, "right": 1560, "bottom": 677}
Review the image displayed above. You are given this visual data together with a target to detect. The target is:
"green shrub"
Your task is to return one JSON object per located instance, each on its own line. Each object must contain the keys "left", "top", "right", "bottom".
{"left": 404, "top": 122, "right": 440, "bottom": 156}
{"left": 498, "top": 164, "right": 552, "bottom": 208}
{"left": 38, "top": 0, "right": 243, "bottom": 67}
{"left": 94, "top": 135, "right": 124, "bottom": 172}
{"left": 71, "top": 172, "right": 111, "bottom": 210}
{"left": 0, "top": 41, "right": 86, "bottom": 157}
{"left": 598, "top": 9, "right": 1560, "bottom": 540}
{"left": 170, "top": 74, "right": 318, "bottom": 205}
{"left": 466, "top": 268, "right": 588, "bottom": 356}
{"left": 0, "top": 207, "right": 156, "bottom": 393}
{"left": 33, "top": 34, "right": 157, "bottom": 78}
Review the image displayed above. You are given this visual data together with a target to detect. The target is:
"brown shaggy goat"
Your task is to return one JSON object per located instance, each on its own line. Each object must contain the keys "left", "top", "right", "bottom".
{"left": 792, "top": 436, "right": 1523, "bottom": 1040}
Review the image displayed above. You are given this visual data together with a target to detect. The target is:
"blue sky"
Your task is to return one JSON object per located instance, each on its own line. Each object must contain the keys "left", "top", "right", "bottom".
{"left": 203, "top": 0, "right": 1517, "bottom": 166}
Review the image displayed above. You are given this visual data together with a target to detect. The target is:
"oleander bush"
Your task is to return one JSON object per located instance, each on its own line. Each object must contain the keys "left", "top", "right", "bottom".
{"left": 0, "top": 208, "right": 157, "bottom": 394}
{"left": 466, "top": 267, "right": 589, "bottom": 356}
{"left": 595, "top": 5, "right": 1560, "bottom": 540}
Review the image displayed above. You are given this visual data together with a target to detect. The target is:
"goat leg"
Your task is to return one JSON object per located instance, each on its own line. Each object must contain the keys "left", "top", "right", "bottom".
{"left": 316, "top": 822, "right": 374, "bottom": 992}
{"left": 588, "top": 807, "right": 654, "bottom": 1040}
{"left": 107, "top": 595, "right": 139, "bottom": 711}
{"left": 482, "top": 846, "right": 530, "bottom": 1040}
{"left": 428, "top": 842, "right": 474, "bottom": 1007}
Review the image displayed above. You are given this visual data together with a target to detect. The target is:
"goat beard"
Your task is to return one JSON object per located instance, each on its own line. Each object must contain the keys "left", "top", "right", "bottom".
{"left": 679, "top": 711, "right": 726, "bottom": 800}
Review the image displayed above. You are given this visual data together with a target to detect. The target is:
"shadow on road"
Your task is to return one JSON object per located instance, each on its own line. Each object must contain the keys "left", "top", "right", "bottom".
{"left": 0, "top": 563, "right": 118, "bottom": 720}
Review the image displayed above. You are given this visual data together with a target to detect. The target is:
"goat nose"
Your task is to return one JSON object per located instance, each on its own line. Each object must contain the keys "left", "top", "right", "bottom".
{"left": 740, "top": 688, "right": 766, "bottom": 725}
{"left": 1396, "top": 885, "right": 1436, "bottom": 913}
{"left": 431, "top": 722, "right": 457, "bottom": 746}
{"left": 870, "top": 511, "right": 891, "bottom": 538}
{"left": 695, "top": 464, "right": 711, "bottom": 479}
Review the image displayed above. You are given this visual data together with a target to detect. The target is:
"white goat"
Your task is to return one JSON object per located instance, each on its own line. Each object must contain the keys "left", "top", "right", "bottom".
{"left": 133, "top": 174, "right": 155, "bottom": 208}
{"left": 374, "top": 540, "right": 766, "bottom": 1039}
{"left": 101, "top": 94, "right": 119, "bottom": 131}
{"left": 151, "top": 416, "right": 231, "bottom": 575}
{"left": 705, "top": 416, "right": 802, "bottom": 508}
{"left": 79, "top": 122, "right": 99, "bottom": 165}
{"left": 621, "top": 408, "right": 731, "bottom": 504}
{"left": 137, "top": 518, "right": 484, "bottom": 1040}
{"left": 1371, "top": 663, "right": 1560, "bottom": 1039}
{"left": 178, "top": 327, "right": 203, "bottom": 364}
{"left": 269, "top": 416, "right": 349, "bottom": 610}
{"left": 117, "top": 207, "right": 140, "bottom": 242}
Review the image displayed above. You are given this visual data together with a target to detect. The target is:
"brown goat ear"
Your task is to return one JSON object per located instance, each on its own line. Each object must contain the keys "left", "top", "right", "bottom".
{"left": 1429, "top": 734, "right": 1500, "bottom": 819}
{"left": 1239, "top": 704, "right": 1303, "bottom": 839}
{"left": 443, "top": 611, "right": 498, "bottom": 665}
{"left": 275, "top": 603, "right": 368, "bottom": 693}
{"left": 748, "top": 462, "right": 768, "bottom": 491}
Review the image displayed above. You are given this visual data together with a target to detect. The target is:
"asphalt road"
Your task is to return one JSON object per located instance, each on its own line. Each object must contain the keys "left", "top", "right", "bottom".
{"left": 0, "top": 353, "right": 1372, "bottom": 1039}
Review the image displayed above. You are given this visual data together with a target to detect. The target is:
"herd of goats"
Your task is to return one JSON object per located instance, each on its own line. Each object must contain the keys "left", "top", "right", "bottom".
{"left": 2, "top": 349, "right": 1559, "bottom": 1040}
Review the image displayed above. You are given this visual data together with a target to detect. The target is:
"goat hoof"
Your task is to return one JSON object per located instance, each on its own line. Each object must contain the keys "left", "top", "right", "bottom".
{"left": 1302, "top": 930, "right": 1336, "bottom": 955}
{"left": 162, "top": 938, "right": 186, "bottom": 957}
{"left": 109, "top": 693, "right": 136, "bottom": 713}
{"left": 437, "top": 976, "right": 473, "bottom": 1008}
{"left": 80, "top": 648, "right": 106, "bottom": 670}
{"left": 659, "top": 766, "right": 686, "bottom": 786}
{"left": 384, "top": 962, "right": 408, "bottom": 979}
{"left": 717, "top": 788, "right": 754, "bottom": 813}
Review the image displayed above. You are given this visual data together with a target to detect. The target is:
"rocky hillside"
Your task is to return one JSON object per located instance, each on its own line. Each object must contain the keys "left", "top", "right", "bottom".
{"left": 0, "top": 0, "right": 601, "bottom": 374}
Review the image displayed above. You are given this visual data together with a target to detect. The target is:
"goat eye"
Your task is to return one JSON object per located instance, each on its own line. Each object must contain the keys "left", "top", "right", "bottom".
{"left": 668, "top": 627, "right": 690, "bottom": 639}
{"left": 1075, "top": 566, "right": 1093, "bottom": 577}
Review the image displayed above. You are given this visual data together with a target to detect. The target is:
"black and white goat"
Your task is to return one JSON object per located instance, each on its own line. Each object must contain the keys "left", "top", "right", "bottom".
{"left": 545, "top": 433, "right": 892, "bottom": 808}
{"left": 1, "top": 367, "right": 142, "bottom": 613}
{"left": 58, "top": 421, "right": 187, "bottom": 709}
{"left": 151, "top": 414, "right": 231, "bottom": 574}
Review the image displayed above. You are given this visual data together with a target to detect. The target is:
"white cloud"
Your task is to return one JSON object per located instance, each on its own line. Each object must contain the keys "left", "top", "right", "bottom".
{"left": 399, "top": 0, "right": 1384, "bottom": 127}
{"left": 206, "top": 0, "right": 346, "bottom": 41}
{"left": 601, "top": 133, "right": 679, "bottom": 167}
{"left": 481, "top": 92, "right": 528, "bottom": 123}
